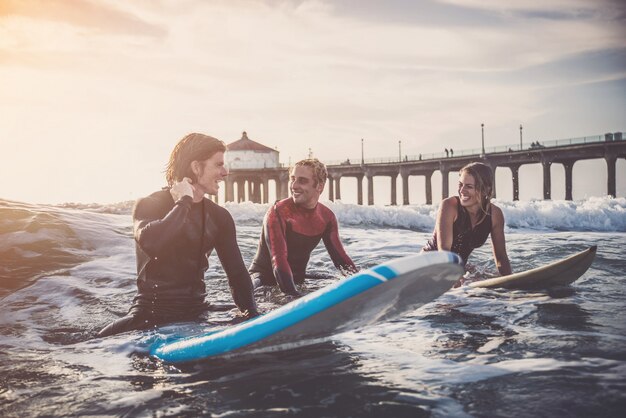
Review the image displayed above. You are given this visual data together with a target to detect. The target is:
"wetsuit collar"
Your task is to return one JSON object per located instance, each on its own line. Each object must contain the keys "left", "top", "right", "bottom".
{"left": 294, "top": 200, "right": 318, "bottom": 212}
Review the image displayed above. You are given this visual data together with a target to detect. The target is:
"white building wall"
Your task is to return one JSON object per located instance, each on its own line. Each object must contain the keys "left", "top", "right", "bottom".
{"left": 226, "top": 150, "right": 279, "bottom": 169}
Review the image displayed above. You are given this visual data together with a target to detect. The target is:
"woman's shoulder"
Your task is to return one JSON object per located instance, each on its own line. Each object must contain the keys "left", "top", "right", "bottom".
{"left": 489, "top": 203, "right": 505, "bottom": 225}
{"left": 489, "top": 202, "right": 503, "bottom": 216}
{"left": 440, "top": 196, "right": 460, "bottom": 210}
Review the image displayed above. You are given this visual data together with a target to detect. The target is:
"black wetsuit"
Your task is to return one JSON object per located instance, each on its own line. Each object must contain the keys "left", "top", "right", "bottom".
{"left": 97, "top": 190, "right": 257, "bottom": 337}
{"left": 422, "top": 196, "right": 492, "bottom": 263}
{"left": 249, "top": 198, "right": 356, "bottom": 295}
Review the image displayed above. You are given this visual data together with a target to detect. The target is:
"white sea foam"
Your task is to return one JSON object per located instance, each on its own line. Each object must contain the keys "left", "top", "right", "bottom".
{"left": 222, "top": 196, "right": 626, "bottom": 232}
{"left": 52, "top": 195, "right": 626, "bottom": 232}
{"left": 496, "top": 196, "right": 626, "bottom": 231}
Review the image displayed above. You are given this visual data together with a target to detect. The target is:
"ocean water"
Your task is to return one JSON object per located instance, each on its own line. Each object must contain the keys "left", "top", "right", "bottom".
{"left": 1, "top": 197, "right": 625, "bottom": 417}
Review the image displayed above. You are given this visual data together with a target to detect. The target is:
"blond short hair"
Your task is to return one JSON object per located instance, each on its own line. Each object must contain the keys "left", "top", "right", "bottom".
{"left": 291, "top": 158, "right": 328, "bottom": 187}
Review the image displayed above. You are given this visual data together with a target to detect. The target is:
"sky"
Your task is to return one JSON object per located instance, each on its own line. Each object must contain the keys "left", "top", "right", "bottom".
{"left": 1, "top": 0, "right": 625, "bottom": 204}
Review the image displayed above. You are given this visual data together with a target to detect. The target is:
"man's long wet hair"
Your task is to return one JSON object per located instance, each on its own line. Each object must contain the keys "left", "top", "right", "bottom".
{"left": 165, "top": 133, "right": 226, "bottom": 186}
{"left": 291, "top": 158, "right": 328, "bottom": 187}
{"left": 459, "top": 162, "right": 493, "bottom": 215}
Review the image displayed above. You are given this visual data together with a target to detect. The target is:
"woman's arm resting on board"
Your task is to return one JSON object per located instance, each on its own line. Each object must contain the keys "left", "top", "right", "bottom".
{"left": 490, "top": 205, "right": 512, "bottom": 276}
{"left": 436, "top": 197, "right": 457, "bottom": 252}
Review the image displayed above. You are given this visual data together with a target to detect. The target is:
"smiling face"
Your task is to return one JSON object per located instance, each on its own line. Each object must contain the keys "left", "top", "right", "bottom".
{"left": 458, "top": 171, "right": 480, "bottom": 209}
{"left": 457, "top": 162, "right": 493, "bottom": 214}
{"left": 192, "top": 151, "right": 228, "bottom": 196}
{"left": 290, "top": 165, "right": 323, "bottom": 209}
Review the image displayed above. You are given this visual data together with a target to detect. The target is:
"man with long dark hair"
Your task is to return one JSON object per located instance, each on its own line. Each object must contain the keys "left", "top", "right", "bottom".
{"left": 97, "top": 133, "right": 258, "bottom": 337}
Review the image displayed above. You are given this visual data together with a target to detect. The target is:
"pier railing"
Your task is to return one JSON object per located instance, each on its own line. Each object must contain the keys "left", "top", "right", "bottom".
{"left": 326, "top": 133, "right": 618, "bottom": 166}
{"left": 223, "top": 132, "right": 624, "bottom": 204}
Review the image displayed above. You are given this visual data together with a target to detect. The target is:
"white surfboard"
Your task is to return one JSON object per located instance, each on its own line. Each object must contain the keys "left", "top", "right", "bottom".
{"left": 470, "top": 246, "right": 596, "bottom": 290}
{"left": 151, "top": 251, "right": 463, "bottom": 363}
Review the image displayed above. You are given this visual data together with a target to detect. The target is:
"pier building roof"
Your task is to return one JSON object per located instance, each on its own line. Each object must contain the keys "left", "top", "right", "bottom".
{"left": 227, "top": 132, "right": 277, "bottom": 153}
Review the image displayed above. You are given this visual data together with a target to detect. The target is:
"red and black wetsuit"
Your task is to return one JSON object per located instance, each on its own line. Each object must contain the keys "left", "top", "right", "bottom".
{"left": 248, "top": 198, "right": 357, "bottom": 295}
{"left": 97, "top": 189, "right": 258, "bottom": 337}
{"left": 422, "top": 196, "right": 492, "bottom": 263}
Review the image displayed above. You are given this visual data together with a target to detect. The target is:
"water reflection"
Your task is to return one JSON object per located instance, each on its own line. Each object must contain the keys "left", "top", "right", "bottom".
{"left": 122, "top": 342, "right": 432, "bottom": 417}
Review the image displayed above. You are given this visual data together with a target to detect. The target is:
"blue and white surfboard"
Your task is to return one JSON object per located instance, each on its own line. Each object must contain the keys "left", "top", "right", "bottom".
{"left": 151, "top": 251, "right": 463, "bottom": 363}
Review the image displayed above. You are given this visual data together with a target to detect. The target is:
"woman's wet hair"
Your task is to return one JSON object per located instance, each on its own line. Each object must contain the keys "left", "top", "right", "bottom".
{"left": 460, "top": 162, "right": 493, "bottom": 214}
{"left": 165, "top": 133, "right": 226, "bottom": 186}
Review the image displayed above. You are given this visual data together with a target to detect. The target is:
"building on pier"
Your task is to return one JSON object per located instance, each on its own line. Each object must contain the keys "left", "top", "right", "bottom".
{"left": 224, "top": 132, "right": 288, "bottom": 203}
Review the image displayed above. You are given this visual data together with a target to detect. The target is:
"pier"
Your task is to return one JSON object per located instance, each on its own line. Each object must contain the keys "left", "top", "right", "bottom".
{"left": 223, "top": 168, "right": 288, "bottom": 204}
{"left": 224, "top": 133, "right": 625, "bottom": 204}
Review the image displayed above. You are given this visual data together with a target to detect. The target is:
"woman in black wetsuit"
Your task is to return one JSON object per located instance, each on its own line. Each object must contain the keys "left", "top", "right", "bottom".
{"left": 422, "top": 162, "right": 512, "bottom": 276}
{"left": 97, "top": 133, "right": 258, "bottom": 337}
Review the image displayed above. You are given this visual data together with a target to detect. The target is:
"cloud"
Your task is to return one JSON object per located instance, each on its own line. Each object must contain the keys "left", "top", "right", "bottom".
{"left": 0, "top": 0, "right": 166, "bottom": 37}
{"left": 485, "top": 48, "right": 626, "bottom": 88}
{"left": 438, "top": 0, "right": 624, "bottom": 16}
{"left": 0, "top": 0, "right": 623, "bottom": 203}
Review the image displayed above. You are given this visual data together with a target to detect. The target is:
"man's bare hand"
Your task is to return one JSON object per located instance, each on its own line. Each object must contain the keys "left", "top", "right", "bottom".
{"left": 170, "top": 177, "right": 194, "bottom": 201}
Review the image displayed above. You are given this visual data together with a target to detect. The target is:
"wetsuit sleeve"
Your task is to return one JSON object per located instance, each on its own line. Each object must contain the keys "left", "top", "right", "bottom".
{"left": 133, "top": 194, "right": 193, "bottom": 257}
{"left": 265, "top": 205, "right": 299, "bottom": 295}
{"left": 214, "top": 208, "right": 259, "bottom": 316}
{"left": 322, "top": 213, "right": 358, "bottom": 276}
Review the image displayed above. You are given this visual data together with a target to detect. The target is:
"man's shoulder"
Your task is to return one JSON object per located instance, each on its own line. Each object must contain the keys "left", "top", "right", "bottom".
{"left": 315, "top": 201, "right": 331, "bottom": 211}
{"left": 148, "top": 188, "right": 172, "bottom": 200}
{"left": 269, "top": 197, "right": 294, "bottom": 215}
{"left": 204, "top": 198, "right": 232, "bottom": 218}
{"left": 133, "top": 189, "right": 173, "bottom": 217}
{"left": 273, "top": 197, "right": 292, "bottom": 209}
{"left": 315, "top": 202, "right": 337, "bottom": 220}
